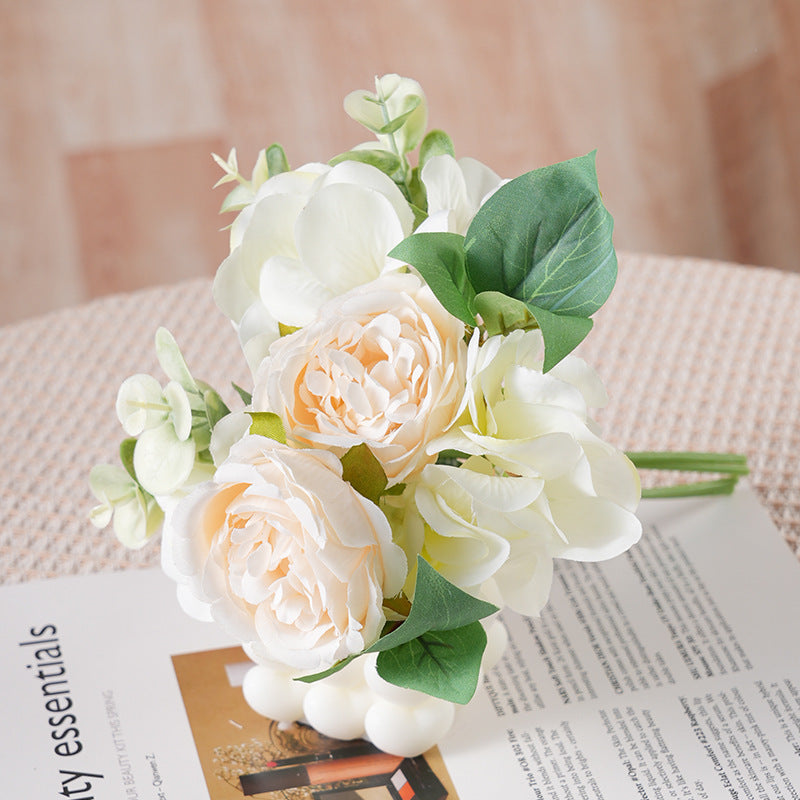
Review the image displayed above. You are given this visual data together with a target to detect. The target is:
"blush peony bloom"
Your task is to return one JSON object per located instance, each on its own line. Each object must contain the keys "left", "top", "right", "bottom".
{"left": 252, "top": 273, "right": 468, "bottom": 485}
{"left": 160, "top": 435, "right": 407, "bottom": 672}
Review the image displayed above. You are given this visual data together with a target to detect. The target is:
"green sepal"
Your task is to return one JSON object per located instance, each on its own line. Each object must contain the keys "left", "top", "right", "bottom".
{"left": 376, "top": 622, "right": 487, "bottom": 704}
{"left": 278, "top": 322, "right": 300, "bottom": 337}
{"left": 120, "top": 438, "right": 137, "bottom": 482}
{"left": 464, "top": 152, "right": 617, "bottom": 318}
{"left": 389, "top": 233, "right": 476, "bottom": 326}
{"left": 419, "top": 129, "right": 455, "bottom": 168}
{"left": 248, "top": 412, "right": 286, "bottom": 444}
{"left": 265, "top": 143, "right": 289, "bottom": 177}
{"left": 231, "top": 382, "right": 252, "bottom": 406}
{"left": 340, "top": 444, "right": 388, "bottom": 505}
{"left": 329, "top": 149, "right": 402, "bottom": 176}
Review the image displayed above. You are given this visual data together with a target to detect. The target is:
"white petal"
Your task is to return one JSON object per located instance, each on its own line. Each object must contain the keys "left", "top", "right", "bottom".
{"left": 459, "top": 156, "right": 504, "bottom": 211}
{"left": 213, "top": 247, "right": 257, "bottom": 324}
{"left": 240, "top": 193, "right": 306, "bottom": 286}
{"left": 314, "top": 160, "right": 414, "bottom": 234}
{"left": 548, "top": 355, "right": 609, "bottom": 409}
{"left": 295, "top": 183, "right": 406, "bottom": 296}
{"left": 421, "top": 155, "right": 471, "bottom": 233}
{"left": 164, "top": 381, "right": 193, "bottom": 441}
{"left": 549, "top": 495, "right": 642, "bottom": 561}
{"left": 259, "top": 255, "right": 335, "bottom": 327}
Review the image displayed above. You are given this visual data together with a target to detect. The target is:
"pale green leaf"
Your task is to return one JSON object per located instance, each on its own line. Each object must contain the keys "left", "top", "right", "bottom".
{"left": 154, "top": 328, "right": 197, "bottom": 392}
{"left": 419, "top": 129, "right": 455, "bottom": 169}
{"left": 340, "top": 443, "right": 387, "bottom": 505}
{"left": 266, "top": 143, "right": 289, "bottom": 177}
{"left": 329, "top": 148, "right": 402, "bottom": 176}
{"left": 249, "top": 411, "right": 286, "bottom": 443}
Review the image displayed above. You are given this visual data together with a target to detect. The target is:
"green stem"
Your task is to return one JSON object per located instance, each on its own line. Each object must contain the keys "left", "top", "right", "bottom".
{"left": 627, "top": 451, "right": 749, "bottom": 498}
{"left": 626, "top": 451, "right": 749, "bottom": 474}
{"left": 642, "top": 478, "right": 739, "bottom": 498}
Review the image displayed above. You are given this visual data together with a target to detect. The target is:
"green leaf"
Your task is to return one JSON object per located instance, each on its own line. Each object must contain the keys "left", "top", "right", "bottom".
{"left": 419, "top": 129, "right": 455, "bottom": 168}
{"left": 120, "top": 438, "right": 137, "bottom": 481}
{"left": 375, "top": 622, "right": 487, "bottom": 704}
{"left": 265, "top": 143, "right": 289, "bottom": 177}
{"left": 249, "top": 412, "right": 286, "bottom": 443}
{"left": 203, "top": 388, "right": 230, "bottom": 428}
{"left": 464, "top": 152, "right": 617, "bottom": 317}
{"left": 329, "top": 149, "right": 402, "bottom": 176}
{"left": 231, "top": 382, "right": 252, "bottom": 406}
{"left": 389, "top": 233, "right": 476, "bottom": 325}
{"left": 527, "top": 305, "right": 593, "bottom": 372}
{"left": 340, "top": 444, "right": 388, "bottom": 505}
{"left": 371, "top": 558, "right": 497, "bottom": 652}
{"left": 154, "top": 328, "right": 197, "bottom": 392}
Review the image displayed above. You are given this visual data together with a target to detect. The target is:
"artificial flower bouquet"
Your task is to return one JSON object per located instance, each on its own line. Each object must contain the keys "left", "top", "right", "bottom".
{"left": 89, "top": 75, "right": 746, "bottom": 757}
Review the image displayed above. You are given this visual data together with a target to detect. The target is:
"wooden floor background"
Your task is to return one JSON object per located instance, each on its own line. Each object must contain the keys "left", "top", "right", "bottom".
{"left": 2, "top": 0, "right": 798, "bottom": 326}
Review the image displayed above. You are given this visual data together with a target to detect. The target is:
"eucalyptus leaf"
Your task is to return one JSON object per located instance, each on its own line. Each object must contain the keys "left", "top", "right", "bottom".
{"left": 266, "top": 143, "right": 289, "bottom": 177}
{"left": 154, "top": 328, "right": 197, "bottom": 392}
{"left": 340, "top": 444, "right": 388, "bottom": 505}
{"left": 375, "top": 622, "right": 487, "bottom": 704}
{"left": 389, "top": 233, "right": 476, "bottom": 326}
{"left": 376, "top": 97, "right": 421, "bottom": 135}
{"left": 329, "top": 149, "right": 402, "bottom": 176}
{"left": 248, "top": 412, "right": 286, "bottom": 443}
{"left": 419, "top": 129, "right": 455, "bottom": 168}
{"left": 219, "top": 183, "right": 253, "bottom": 214}
{"left": 464, "top": 152, "right": 617, "bottom": 318}
{"left": 120, "top": 438, "right": 137, "bottom": 482}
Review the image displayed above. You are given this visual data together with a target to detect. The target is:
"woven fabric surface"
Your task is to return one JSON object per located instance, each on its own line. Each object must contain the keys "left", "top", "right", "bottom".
{"left": 1, "top": 253, "right": 799, "bottom": 585}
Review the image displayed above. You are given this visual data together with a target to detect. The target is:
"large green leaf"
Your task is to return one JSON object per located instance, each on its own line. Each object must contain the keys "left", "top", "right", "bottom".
{"left": 375, "top": 622, "right": 487, "bottom": 703}
{"left": 464, "top": 152, "right": 617, "bottom": 318}
{"left": 389, "top": 233, "right": 476, "bottom": 325}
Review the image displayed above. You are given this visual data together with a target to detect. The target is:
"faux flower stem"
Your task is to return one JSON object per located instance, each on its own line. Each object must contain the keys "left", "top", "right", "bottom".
{"left": 626, "top": 451, "right": 749, "bottom": 498}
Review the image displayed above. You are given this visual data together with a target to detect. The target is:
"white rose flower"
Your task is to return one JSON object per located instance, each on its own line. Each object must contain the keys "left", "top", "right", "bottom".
{"left": 417, "top": 154, "right": 505, "bottom": 234}
{"left": 252, "top": 273, "right": 467, "bottom": 485}
{"left": 160, "top": 435, "right": 407, "bottom": 672}
{"left": 419, "top": 330, "right": 641, "bottom": 614}
{"left": 213, "top": 160, "right": 415, "bottom": 372}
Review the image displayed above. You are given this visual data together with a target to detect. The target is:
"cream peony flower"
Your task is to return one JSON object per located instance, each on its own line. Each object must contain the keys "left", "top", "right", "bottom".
{"left": 417, "top": 154, "right": 505, "bottom": 235}
{"left": 161, "top": 435, "right": 407, "bottom": 672}
{"left": 419, "top": 330, "right": 642, "bottom": 614}
{"left": 213, "top": 160, "right": 415, "bottom": 372}
{"left": 252, "top": 273, "right": 467, "bottom": 485}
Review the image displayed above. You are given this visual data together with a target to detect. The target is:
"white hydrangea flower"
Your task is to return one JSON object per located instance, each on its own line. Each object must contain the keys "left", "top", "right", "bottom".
{"left": 214, "top": 160, "right": 415, "bottom": 373}
{"left": 418, "top": 329, "right": 642, "bottom": 615}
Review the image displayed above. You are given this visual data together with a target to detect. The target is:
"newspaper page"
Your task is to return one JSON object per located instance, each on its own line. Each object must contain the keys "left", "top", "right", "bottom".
{"left": 3, "top": 486, "right": 800, "bottom": 799}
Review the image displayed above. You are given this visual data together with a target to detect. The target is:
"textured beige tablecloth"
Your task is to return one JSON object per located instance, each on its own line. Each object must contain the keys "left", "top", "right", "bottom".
{"left": 1, "top": 253, "right": 799, "bottom": 584}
